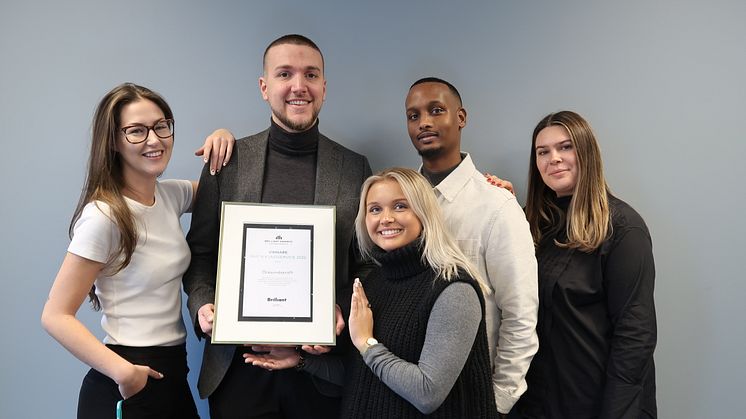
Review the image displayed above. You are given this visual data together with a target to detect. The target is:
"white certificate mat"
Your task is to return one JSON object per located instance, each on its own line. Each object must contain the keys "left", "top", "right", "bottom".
{"left": 240, "top": 224, "right": 312, "bottom": 321}
{"left": 213, "top": 202, "right": 336, "bottom": 345}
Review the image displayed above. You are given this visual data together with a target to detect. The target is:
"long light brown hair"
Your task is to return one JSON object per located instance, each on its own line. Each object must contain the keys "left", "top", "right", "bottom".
{"left": 70, "top": 83, "right": 174, "bottom": 310}
{"left": 525, "top": 111, "right": 610, "bottom": 252}
{"left": 355, "top": 168, "right": 489, "bottom": 294}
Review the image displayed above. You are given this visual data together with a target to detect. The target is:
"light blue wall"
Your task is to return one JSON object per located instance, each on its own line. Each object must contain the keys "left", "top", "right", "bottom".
{"left": 2, "top": 1, "right": 743, "bottom": 417}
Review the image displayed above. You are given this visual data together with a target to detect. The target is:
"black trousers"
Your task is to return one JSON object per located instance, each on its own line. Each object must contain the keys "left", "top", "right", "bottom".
{"left": 209, "top": 348, "right": 340, "bottom": 419}
{"left": 77, "top": 344, "right": 199, "bottom": 419}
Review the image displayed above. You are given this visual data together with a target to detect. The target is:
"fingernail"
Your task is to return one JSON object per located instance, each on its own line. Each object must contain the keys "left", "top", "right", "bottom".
{"left": 159, "top": 372, "right": 164, "bottom": 378}
{"left": 223, "top": 162, "right": 228, "bottom": 166}
{"left": 204, "top": 157, "right": 208, "bottom": 163}
{"left": 210, "top": 169, "right": 216, "bottom": 175}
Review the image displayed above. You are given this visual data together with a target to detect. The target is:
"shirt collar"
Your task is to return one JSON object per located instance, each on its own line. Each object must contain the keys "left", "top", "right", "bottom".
{"left": 420, "top": 152, "right": 475, "bottom": 202}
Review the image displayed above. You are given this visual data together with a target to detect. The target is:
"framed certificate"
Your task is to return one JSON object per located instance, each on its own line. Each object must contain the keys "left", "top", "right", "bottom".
{"left": 212, "top": 202, "right": 336, "bottom": 345}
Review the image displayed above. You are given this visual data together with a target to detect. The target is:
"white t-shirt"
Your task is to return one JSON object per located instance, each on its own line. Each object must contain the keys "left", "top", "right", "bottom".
{"left": 68, "top": 179, "right": 193, "bottom": 347}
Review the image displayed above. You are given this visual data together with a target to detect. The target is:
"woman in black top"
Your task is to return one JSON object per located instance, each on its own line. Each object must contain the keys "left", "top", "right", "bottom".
{"left": 343, "top": 168, "right": 498, "bottom": 418}
{"left": 514, "top": 111, "right": 657, "bottom": 419}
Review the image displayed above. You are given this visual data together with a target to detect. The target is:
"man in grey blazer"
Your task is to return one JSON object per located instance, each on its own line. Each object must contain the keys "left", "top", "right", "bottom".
{"left": 183, "top": 34, "right": 371, "bottom": 419}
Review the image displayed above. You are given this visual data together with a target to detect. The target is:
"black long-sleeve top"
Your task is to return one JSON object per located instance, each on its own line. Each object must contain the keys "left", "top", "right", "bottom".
{"left": 516, "top": 194, "right": 657, "bottom": 419}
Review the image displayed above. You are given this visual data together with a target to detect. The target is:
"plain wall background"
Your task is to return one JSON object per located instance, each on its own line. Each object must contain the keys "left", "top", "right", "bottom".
{"left": 2, "top": 1, "right": 744, "bottom": 417}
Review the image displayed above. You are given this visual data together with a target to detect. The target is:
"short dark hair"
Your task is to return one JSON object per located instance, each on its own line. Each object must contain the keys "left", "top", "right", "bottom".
{"left": 263, "top": 34, "right": 324, "bottom": 72}
{"left": 409, "top": 77, "right": 462, "bottom": 105}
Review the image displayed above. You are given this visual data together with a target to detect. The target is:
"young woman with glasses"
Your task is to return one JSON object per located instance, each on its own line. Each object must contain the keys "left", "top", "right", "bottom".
{"left": 41, "top": 83, "right": 233, "bottom": 418}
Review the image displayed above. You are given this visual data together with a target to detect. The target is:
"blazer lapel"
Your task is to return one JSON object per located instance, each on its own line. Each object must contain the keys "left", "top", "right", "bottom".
{"left": 236, "top": 130, "right": 269, "bottom": 203}
{"left": 314, "top": 135, "right": 342, "bottom": 205}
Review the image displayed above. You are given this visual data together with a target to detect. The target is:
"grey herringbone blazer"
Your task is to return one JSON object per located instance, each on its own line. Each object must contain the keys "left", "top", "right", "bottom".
{"left": 183, "top": 129, "right": 371, "bottom": 399}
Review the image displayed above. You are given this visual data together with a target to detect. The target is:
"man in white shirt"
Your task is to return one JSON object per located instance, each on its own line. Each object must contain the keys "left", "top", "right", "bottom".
{"left": 404, "top": 77, "right": 539, "bottom": 417}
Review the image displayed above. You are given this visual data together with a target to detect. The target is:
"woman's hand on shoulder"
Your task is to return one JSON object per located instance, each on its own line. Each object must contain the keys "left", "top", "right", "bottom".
{"left": 484, "top": 172, "right": 516, "bottom": 195}
{"left": 194, "top": 128, "right": 235, "bottom": 175}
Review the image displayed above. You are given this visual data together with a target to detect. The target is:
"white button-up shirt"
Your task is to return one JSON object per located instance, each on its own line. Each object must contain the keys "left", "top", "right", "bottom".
{"left": 427, "top": 153, "right": 539, "bottom": 413}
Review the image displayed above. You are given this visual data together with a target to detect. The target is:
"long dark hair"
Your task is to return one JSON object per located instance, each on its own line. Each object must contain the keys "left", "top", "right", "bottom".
{"left": 70, "top": 83, "right": 173, "bottom": 310}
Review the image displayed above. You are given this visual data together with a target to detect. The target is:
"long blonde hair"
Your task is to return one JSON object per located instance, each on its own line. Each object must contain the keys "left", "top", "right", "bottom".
{"left": 355, "top": 168, "right": 489, "bottom": 293}
{"left": 525, "top": 111, "right": 611, "bottom": 252}
{"left": 70, "top": 83, "right": 174, "bottom": 309}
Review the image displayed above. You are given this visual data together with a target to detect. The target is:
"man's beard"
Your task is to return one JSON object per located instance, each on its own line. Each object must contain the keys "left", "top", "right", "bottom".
{"left": 275, "top": 109, "right": 319, "bottom": 132}
{"left": 417, "top": 145, "right": 444, "bottom": 159}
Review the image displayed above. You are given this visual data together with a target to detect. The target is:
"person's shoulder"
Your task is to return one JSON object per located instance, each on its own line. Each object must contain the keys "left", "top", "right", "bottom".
{"left": 236, "top": 129, "right": 269, "bottom": 147}
{"left": 464, "top": 167, "right": 516, "bottom": 205}
{"left": 157, "top": 178, "right": 191, "bottom": 191}
{"left": 608, "top": 195, "right": 651, "bottom": 244}
{"left": 318, "top": 132, "right": 367, "bottom": 160}
{"left": 221, "top": 129, "right": 270, "bottom": 171}
{"left": 441, "top": 277, "right": 482, "bottom": 307}
{"left": 82, "top": 200, "right": 113, "bottom": 219}
{"left": 453, "top": 268, "right": 479, "bottom": 287}
{"left": 610, "top": 195, "right": 647, "bottom": 227}
{"left": 156, "top": 179, "right": 192, "bottom": 206}
{"left": 74, "top": 200, "right": 116, "bottom": 233}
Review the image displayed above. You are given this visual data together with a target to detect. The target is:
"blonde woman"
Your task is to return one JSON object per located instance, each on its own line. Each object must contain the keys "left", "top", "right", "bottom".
{"left": 343, "top": 168, "right": 498, "bottom": 419}
{"left": 515, "top": 111, "right": 657, "bottom": 418}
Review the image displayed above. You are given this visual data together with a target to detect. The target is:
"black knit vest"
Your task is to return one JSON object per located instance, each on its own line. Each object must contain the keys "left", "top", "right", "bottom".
{"left": 340, "top": 243, "right": 498, "bottom": 419}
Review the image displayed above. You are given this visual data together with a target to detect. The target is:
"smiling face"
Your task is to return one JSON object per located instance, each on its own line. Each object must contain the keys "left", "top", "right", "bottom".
{"left": 405, "top": 82, "right": 465, "bottom": 166}
{"left": 534, "top": 124, "right": 578, "bottom": 197}
{"left": 365, "top": 179, "right": 423, "bottom": 252}
{"left": 259, "top": 43, "right": 326, "bottom": 133}
{"left": 116, "top": 99, "right": 173, "bottom": 184}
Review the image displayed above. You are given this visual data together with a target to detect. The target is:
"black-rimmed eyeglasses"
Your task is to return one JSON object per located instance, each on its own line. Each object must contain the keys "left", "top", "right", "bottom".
{"left": 120, "top": 119, "right": 174, "bottom": 144}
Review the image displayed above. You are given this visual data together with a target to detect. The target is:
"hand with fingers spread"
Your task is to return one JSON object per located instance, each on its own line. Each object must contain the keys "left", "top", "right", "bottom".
{"left": 484, "top": 172, "right": 516, "bottom": 195}
{"left": 194, "top": 128, "right": 235, "bottom": 175}
{"left": 348, "top": 278, "right": 374, "bottom": 354}
{"left": 197, "top": 303, "right": 215, "bottom": 337}
{"left": 118, "top": 364, "right": 164, "bottom": 399}
{"left": 302, "top": 304, "right": 346, "bottom": 355}
{"left": 243, "top": 346, "right": 300, "bottom": 371}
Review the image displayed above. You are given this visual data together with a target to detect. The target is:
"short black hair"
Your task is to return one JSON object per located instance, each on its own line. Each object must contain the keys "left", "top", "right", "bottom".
{"left": 409, "top": 77, "right": 462, "bottom": 105}
{"left": 263, "top": 34, "right": 324, "bottom": 71}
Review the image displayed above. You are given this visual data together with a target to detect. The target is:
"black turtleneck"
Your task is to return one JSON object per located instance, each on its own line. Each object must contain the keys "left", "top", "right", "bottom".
{"left": 261, "top": 118, "right": 319, "bottom": 204}
{"left": 341, "top": 240, "right": 497, "bottom": 419}
{"left": 370, "top": 241, "right": 429, "bottom": 280}
{"left": 554, "top": 194, "right": 572, "bottom": 211}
